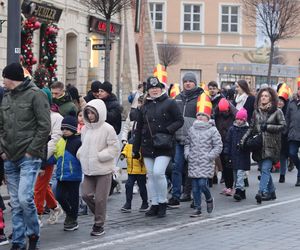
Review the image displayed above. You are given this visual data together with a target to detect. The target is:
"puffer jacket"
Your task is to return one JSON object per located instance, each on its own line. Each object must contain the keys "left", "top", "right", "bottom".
{"left": 286, "top": 95, "right": 300, "bottom": 142}
{"left": 0, "top": 79, "right": 51, "bottom": 161}
{"left": 52, "top": 92, "right": 78, "bottom": 117}
{"left": 77, "top": 99, "right": 120, "bottom": 176}
{"left": 241, "top": 107, "right": 286, "bottom": 163}
{"left": 133, "top": 92, "right": 184, "bottom": 158}
{"left": 121, "top": 143, "right": 146, "bottom": 175}
{"left": 174, "top": 87, "right": 203, "bottom": 145}
{"left": 224, "top": 122, "right": 251, "bottom": 171}
{"left": 185, "top": 120, "right": 223, "bottom": 178}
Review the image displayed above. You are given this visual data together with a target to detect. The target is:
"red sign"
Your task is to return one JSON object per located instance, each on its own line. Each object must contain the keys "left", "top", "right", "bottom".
{"left": 89, "top": 16, "right": 121, "bottom": 37}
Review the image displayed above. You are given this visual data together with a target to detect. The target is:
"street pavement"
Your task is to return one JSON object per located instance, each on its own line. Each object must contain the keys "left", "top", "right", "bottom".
{"left": 1, "top": 167, "right": 300, "bottom": 250}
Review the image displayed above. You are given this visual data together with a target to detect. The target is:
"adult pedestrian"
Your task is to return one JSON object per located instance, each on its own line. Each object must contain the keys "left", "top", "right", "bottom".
{"left": 0, "top": 63, "right": 51, "bottom": 250}
{"left": 168, "top": 72, "right": 203, "bottom": 208}
{"left": 285, "top": 82, "right": 300, "bottom": 186}
{"left": 66, "top": 84, "right": 87, "bottom": 110}
{"left": 241, "top": 87, "right": 285, "bottom": 203}
{"left": 133, "top": 76, "right": 184, "bottom": 218}
{"left": 50, "top": 81, "right": 78, "bottom": 117}
{"left": 84, "top": 80, "right": 101, "bottom": 103}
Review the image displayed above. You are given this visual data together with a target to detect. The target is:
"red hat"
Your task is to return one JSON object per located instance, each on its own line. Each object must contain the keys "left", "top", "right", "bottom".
{"left": 236, "top": 108, "right": 248, "bottom": 121}
{"left": 218, "top": 98, "right": 230, "bottom": 112}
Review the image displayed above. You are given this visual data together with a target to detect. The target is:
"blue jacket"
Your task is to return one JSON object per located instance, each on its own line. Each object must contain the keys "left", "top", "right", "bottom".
{"left": 49, "top": 135, "right": 82, "bottom": 181}
{"left": 224, "top": 122, "right": 251, "bottom": 171}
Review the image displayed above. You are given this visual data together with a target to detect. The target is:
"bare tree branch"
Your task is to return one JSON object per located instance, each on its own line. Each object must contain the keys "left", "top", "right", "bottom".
{"left": 157, "top": 42, "right": 182, "bottom": 70}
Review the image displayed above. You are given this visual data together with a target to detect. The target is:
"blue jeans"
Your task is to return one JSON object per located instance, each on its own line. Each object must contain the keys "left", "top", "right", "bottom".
{"left": 233, "top": 169, "right": 245, "bottom": 191}
{"left": 4, "top": 156, "right": 41, "bottom": 248}
{"left": 258, "top": 159, "right": 275, "bottom": 194}
{"left": 171, "top": 144, "right": 185, "bottom": 200}
{"left": 289, "top": 141, "right": 300, "bottom": 177}
{"left": 144, "top": 156, "right": 171, "bottom": 205}
{"left": 192, "top": 178, "right": 212, "bottom": 211}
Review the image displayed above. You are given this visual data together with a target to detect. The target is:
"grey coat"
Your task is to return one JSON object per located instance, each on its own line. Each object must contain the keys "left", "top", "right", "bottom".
{"left": 286, "top": 95, "right": 300, "bottom": 142}
{"left": 185, "top": 120, "right": 223, "bottom": 178}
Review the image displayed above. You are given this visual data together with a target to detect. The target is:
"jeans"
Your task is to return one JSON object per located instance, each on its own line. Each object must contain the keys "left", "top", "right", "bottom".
{"left": 258, "top": 159, "right": 275, "bottom": 194}
{"left": 125, "top": 174, "right": 148, "bottom": 204}
{"left": 144, "top": 156, "right": 171, "bottom": 205}
{"left": 192, "top": 178, "right": 212, "bottom": 211}
{"left": 233, "top": 169, "right": 245, "bottom": 191}
{"left": 289, "top": 141, "right": 300, "bottom": 177}
{"left": 4, "top": 156, "right": 41, "bottom": 248}
{"left": 171, "top": 144, "right": 185, "bottom": 200}
{"left": 279, "top": 153, "right": 288, "bottom": 176}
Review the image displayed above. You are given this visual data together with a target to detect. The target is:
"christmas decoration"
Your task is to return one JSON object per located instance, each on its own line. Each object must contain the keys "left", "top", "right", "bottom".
{"left": 33, "top": 64, "right": 50, "bottom": 88}
{"left": 21, "top": 17, "right": 40, "bottom": 74}
{"left": 40, "top": 23, "right": 59, "bottom": 85}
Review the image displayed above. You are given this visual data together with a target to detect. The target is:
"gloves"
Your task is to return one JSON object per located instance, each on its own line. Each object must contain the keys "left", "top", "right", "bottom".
{"left": 132, "top": 152, "right": 140, "bottom": 159}
{"left": 260, "top": 122, "right": 267, "bottom": 132}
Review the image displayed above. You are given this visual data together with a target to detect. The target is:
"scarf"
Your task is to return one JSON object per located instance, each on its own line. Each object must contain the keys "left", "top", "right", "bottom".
{"left": 235, "top": 93, "right": 248, "bottom": 110}
{"left": 259, "top": 102, "right": 272, "bottom": 111}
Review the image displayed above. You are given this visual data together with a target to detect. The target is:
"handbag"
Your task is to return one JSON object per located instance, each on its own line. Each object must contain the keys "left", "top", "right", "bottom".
{"left": 145, "top": 115, "right": 174, "bottom": 149}
{"left": 244, "top": 132, "right": 263, "bottom": 151}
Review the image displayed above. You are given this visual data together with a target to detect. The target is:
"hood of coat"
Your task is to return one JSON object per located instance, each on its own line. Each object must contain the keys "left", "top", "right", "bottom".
{"left": 192, "top": 120, "right": 212, "bottom": 130}
{"left": 83, "top": 99, "right": 107, "bottom": 129}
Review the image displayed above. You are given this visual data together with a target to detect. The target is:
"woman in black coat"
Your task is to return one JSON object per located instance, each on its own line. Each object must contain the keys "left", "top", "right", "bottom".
{"left": 133, "top": 77, "right": 184, "bottom": 218}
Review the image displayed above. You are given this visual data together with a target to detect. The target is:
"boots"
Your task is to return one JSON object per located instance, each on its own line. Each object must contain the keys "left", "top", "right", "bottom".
{"left": 295, "top": 177, "right": 300, "bottom": 187}
{"left": 279, "top": 175, "right": 285, "bottom": 183}
{"left": 145, "top": 205, "right": 159, "bottom": 217}
{"left": 28, "top": 235, "right": 39, "bottom": 250}
{"left": 157, "top": 203, "right": 167, "bottom": 218}
{"left": 240, "top": 190, "right": 246, "bottom": 200}
{"left": 233, "top": 189, "right": 242, "bottom": 201}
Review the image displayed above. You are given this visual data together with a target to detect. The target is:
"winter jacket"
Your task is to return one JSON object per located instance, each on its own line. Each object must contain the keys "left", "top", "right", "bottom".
{"left": 77, "top": 99, "right": 120, "bottom": 176}
{"left": 286, "top": 95, "right": 300, "bottom": 142}
{"left": 185, "top": 120, "right": 223, "bottom": 178}
{"left": 0, "top": 79, "right": 51, "bottom": 161}
{"left": 224, "top": 122, "right": 251, "bottom": 171}
{"left": 243, "top": 96, "right": 255, "bottom": 123}
{"left": 133, "top": 92, "right": 184, "bottom": 158}
{"left": 52, "top": 92, "right": 78, "bottom": 117}
{"left": 49, "top": 135, "right": 82, "bottom": 182}
{"left": 121, "top": 143, "right": 146, "bottom": 175}
{"left": 84, "top": 91, "right": 97, "bottom": 103}
{"left": 241, "top": 107, "right": 286, "bottom": 163}
{"left": 175, "top": 87, "right": 203, "bottom": 144}
{"left": 102, "top": 94, "right": 122, "bottom": 135}
{"left": 47, "top": 111, "right": 63, "bottom": 159}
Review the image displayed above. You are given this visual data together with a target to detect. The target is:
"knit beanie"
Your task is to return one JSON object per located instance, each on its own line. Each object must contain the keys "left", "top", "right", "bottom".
{"left": 61, "top": 115, "right": 78, "bottom": 134}
{"left": 91, "top": 80, "right": 101, "bottom": 93}
{"left": 2, "top": 63, "right": 25, "bottom": 81}
{"left": 146, "top": 76, "right": 164, "bottom": 90}
{"left": 218, "top": 98, "right": 230, "bottom": 112}
{"left": 99, "top": 81, "right": 112, "bottom": 94}
{"left": 182, "top": 72, "right": 197, "bottom": 84}
{"left": 235, "top": 108, "right": 248, "bottom": 121}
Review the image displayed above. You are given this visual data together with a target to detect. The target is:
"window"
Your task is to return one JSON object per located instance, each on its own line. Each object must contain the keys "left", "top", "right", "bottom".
{"left": 149, "top": 3, "right": 164, "bottom": 31}
{"left": 183, "top": 4, "right": 202, "bottom": 32}
{"left": 221, "top": 5, "right": 239, "bottom": 33}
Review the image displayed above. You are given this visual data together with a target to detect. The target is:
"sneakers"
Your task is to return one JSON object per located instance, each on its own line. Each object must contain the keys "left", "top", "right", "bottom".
{"left": 47, "top": 205, "right": 63, "bottom": 224}
{"left": 139, "top": 202, "right": 149, "bottom": 212}
{"left": 10, "top": 243, "right": 26, "bottom": 250}
{"left": 167, "top": 197, "right": 180, "bottom": 208}
{"left": 0, "top": 235, "right": 9, "bottom": 246}
{"left": 64, "top": 217, "right": 79, "bottom": 231}
{"left": 121, "top": 203, "right": 131, "bottom": 213}
{"left": 206, "top": 198, "right": 214, "bottom": 214}
{"left": 90, "top": 224, "right": 105, "bottom": 236}
{"left": 38, "top": 214, "right": 43, "bottom": 228}
{"left": 190, "top": 209, "right": 202, "bottom": 217}
{"left": 220, "top": 188, "right": 233, "bottom": 196}
{"left": 28, "top": 235, "right": 39, "bottom": 250}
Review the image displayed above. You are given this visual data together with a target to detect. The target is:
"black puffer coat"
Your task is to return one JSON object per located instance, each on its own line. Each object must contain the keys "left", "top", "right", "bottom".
{"left": 286, "top": 95, "right": 300, "bottom": 142}
{"left": 133, "top": 93, "right": 184, "bottom": 158}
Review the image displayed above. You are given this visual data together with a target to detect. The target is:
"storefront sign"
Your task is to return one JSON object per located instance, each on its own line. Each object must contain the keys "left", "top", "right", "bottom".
{"left": 22, "top": 1, "right": 63, "bottom": 23}
{"left": 92, "top": 44, "right": 112, "bottom": 50}
{"left": 89, "top": 16, "right": 121, "bottom": 37}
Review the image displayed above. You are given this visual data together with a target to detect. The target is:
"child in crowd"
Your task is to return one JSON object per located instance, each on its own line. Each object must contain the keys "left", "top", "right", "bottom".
{"left": 77, "top": 99, "right": 119, "bottom": 236}
{"left": 0, "top": 158, "right": 9, "bottom": 246}
{"left": 185, "top": 110, "right": 223, "bottom": 217}
{"left": 120, "top": 142, "right": 148, "bottom": 213}
{"left": 49, "top": 116, "right": 82, "bottom": 231}
{"left": 224, "top": 108, "right": 251, "bottom": 201}
{"left": 77, "top": 110, "right": 85, "bottom": 133}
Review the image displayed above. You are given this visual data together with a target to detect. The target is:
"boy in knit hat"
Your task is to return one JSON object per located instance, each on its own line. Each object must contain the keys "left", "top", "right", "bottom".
{"left": 48, "top": 115, "right": 82, "bottom": 231}
{"left": 224, "top": 108, "right": 250, "bottom": 201}
{"left": 184, "top": 105, "right": 223, "bottom": 217}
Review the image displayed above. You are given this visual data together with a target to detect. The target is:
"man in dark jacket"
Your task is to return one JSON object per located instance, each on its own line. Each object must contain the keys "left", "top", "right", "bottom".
{"left": 84, "top": 80, "right": 101, "bottom": 103}
{"left": 0, "top": 63, "right": 51, "bottom": 250}
{"left": 97, "top": 81, "right": 122, "bottom": 135}
{"left": 286, "top": 85, "right": 300, "bottom": 186}
{"left": 168, "top": 72, "right": 203, "bottom": 208}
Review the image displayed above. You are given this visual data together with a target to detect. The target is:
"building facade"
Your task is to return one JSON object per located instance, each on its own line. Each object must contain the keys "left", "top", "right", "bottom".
{"left": 148, "top": 0, "right": 300, "bottom": 91}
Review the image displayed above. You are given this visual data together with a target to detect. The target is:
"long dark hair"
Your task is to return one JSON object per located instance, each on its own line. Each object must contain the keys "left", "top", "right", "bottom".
{"left": 237, "top": 80, "right": 252, "bottom": 96}
{"left": 255, "top": 87, "right": 278, "bottom": 111}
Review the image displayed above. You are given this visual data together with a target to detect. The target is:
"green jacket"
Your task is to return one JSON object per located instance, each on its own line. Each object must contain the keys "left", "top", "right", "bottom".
{"left": 0, "top": 79, "right": 51, "bottom": 161}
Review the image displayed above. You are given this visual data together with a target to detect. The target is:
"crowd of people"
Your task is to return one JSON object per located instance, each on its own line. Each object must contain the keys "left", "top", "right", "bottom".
{"left": 0, "top": 62, "right": 299, "bottom": 250}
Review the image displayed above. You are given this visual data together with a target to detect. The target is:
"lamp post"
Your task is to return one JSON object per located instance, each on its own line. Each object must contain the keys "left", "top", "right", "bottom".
{"left": 7, "top": 0, "right": 21, "bottom": 64}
